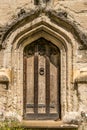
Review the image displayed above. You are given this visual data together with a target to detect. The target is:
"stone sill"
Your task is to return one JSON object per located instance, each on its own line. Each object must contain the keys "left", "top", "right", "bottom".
{"left": 21, "top": 120, "right": 78, "bottom": 129}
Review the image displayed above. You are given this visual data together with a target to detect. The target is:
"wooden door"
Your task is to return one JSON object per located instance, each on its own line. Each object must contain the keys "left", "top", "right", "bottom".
{"left": 23, "top": 38, "right": 60, "bottom": 120}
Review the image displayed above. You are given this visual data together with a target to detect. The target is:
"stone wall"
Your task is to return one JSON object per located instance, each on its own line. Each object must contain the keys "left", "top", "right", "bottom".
{"left": 0, "top": 0, "right": 87, "bottom": 130}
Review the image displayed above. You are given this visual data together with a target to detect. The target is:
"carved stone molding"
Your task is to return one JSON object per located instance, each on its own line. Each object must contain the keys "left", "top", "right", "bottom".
{"left": 0, "top": 8, "right": 87, "bottom": 50}
{"left": 75, "top": 75, "right": 87, "bottom": 83}
{"left": 0, "top": 75, "right": 9, "bottom": 90}
{"left": 34, "top": 0, "right": 50, "bottom": 5}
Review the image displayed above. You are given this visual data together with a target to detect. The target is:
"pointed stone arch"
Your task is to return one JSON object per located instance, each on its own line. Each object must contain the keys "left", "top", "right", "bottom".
{"left": 1, "top": 9, "right": 80, "bottom": 121}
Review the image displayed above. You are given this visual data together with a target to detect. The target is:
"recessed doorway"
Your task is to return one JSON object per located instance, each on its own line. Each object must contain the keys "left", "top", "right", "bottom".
{"left": 23, "top": 38, "right": 61, "bottom": 120}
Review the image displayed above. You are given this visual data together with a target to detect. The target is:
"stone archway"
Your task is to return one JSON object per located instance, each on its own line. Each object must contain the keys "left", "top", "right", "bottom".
{"left": 1, "top": 10, "right": 79, "bottom": 123}
{"left": 3, "top": 21, "right": 74, "bottom": 120}
{"left": 23, "top": 38, "right": 61, "bottom": 120}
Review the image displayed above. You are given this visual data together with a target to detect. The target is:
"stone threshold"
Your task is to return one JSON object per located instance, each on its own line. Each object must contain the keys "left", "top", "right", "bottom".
{"left": 21, "top": 120, "right": 78, "bottom": 129}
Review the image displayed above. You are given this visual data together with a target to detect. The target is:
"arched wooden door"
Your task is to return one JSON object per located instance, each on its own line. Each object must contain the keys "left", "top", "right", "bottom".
{"left": 23, "top": 38, "right": 60, "bottom": 120}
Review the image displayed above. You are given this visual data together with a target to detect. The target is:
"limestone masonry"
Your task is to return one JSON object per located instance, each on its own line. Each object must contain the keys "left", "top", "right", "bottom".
{"left": 0, "top": 0, "right": 87, "bottom": 129}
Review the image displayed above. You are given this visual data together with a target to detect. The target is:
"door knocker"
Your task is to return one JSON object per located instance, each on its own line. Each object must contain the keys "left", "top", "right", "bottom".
{"left": 39, "top": 68, "right": 44, "bottom": 75}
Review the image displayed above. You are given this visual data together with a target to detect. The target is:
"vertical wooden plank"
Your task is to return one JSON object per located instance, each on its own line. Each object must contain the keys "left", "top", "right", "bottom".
{"left": 46, "top": 47, "right": 50, "bottom": 114}
{"left": 26, "top": 56, "right": 34, "bottom": 113}
{"left": 50, "top": 61, "right": 58, "bottom": 113}
{"left": 23, "top": 54, "right": 27, "bottom": 117}
{"left": 38, "top": 55, "right": 46, "bottom": 113}
{"left": 57, "top": 53, "right": 61, "bottom": 119}
{"left": 57, "top": 66, "right": 59, "bottom": 118}
{"left": 34, "top": 44, "right": 38, "bottom": 114}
